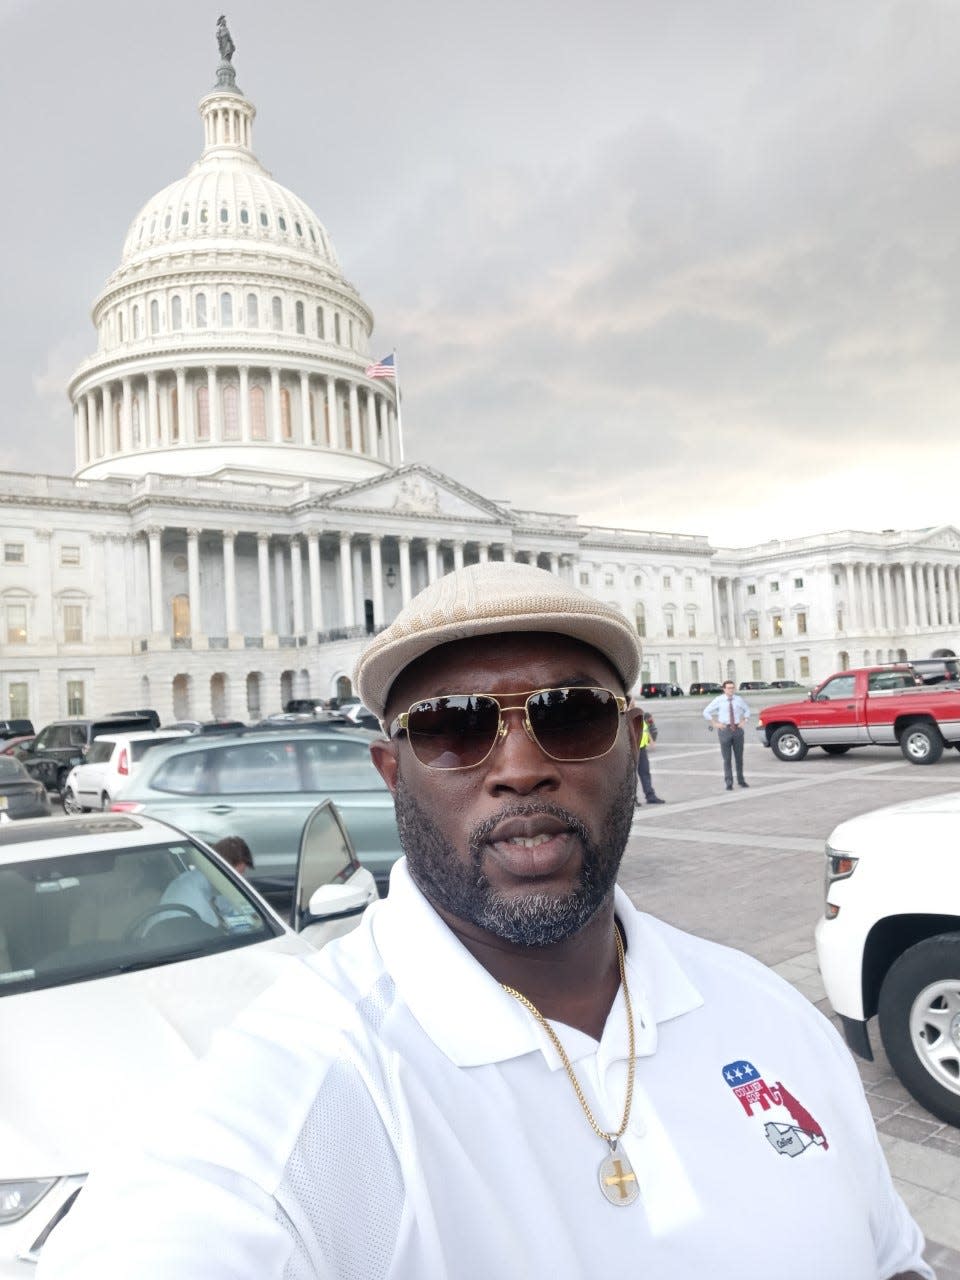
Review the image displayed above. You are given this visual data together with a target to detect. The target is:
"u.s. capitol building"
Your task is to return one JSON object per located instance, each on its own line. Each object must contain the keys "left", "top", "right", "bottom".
{"left": 3, "top": 39, "right": 960, "bottom": 727}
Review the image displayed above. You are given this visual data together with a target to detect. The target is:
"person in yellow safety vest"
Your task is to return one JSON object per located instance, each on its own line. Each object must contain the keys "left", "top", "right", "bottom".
{"left": 635, "top": 709, "right": 665, "bottom": 806}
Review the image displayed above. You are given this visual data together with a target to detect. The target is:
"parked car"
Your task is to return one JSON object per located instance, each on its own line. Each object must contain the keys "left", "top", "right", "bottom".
{"left": 640, "top": 682, "right": 684, "bottom": 698}
{"left": 62, "top": 730, "right": 190, "bottom": 814}
{"left": 16, "top": 715, "right": 157, "bottom": 794}
{"left": 337, "top": 703, "right": 382, "bottom": 732}
{"left": 0, "top": 719, "right": 34, "bottom": 740}
{"left": 815, "top": 790, "right": 960, "bottom": 1127}
{"left": 0, "top": 804, "right": 376, "bottom": 1274}
{"left": 768, "top": 680, "right": 805, "bottom": 690}
{"left": 688, "top": 682, "right": 723, "bottom": 696}
{"left": 108, "top": 708, "right": 161, "bottom": 730}
{"left": 0, "top": 757, "right": 51, "bottom": 820}
{"left": 738, "top": 680, "right": 771, "bottom": 691}
{"left": 111, "top": 727, "right": 402, "bottom": 894}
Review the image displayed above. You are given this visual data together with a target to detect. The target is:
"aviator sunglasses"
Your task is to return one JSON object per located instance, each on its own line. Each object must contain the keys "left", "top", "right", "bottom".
{"left": 388, "top": 686, "right": 629, "bottom": 770}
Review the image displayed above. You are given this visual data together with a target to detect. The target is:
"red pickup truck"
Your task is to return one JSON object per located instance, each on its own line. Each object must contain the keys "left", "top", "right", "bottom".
{"left": 757, "top": 665, "right": 960, "bottom": 765}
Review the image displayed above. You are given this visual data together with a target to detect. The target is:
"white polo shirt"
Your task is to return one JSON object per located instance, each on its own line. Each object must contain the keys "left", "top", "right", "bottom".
{"left": 40, "top": 860, "right": 932, "bottom": 1280}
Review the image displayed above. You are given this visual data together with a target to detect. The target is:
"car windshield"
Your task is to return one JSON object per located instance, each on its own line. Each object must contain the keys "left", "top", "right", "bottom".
{"left": 0, "top": 757, "right": 28, "bottom": 781}
{"left": 0, "top": 840, "right": 276, "bottom": 996}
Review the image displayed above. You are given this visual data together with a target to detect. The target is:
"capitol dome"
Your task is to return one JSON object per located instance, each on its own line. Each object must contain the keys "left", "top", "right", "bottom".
{"left": 69, "top": 48, "right": 398, "bottom": 488}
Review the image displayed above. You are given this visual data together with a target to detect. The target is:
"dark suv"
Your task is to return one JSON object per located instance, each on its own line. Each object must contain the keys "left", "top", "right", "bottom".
{"left": 640, "top": 682, "right": 684, "bottom": 698}
{"left": 17, "top": 716, "right": 156, "bottom": 792}
{"left": 689, "top": 682, "right": 723, "bottom": 696}
{"left": 0, "top": 719, "right": 34, "bottom": 740}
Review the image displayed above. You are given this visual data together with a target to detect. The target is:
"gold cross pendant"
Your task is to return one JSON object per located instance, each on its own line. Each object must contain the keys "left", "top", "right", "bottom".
{"left": 598, "top": 1140, "right": 640, "bottom": 1206}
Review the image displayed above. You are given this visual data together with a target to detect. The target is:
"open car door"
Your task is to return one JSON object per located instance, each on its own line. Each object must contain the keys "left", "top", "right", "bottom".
{"left": 292, "top": 799, "right": 378, "bottom": 949}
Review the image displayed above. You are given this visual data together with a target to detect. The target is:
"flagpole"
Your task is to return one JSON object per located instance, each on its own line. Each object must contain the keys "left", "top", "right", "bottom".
{"left": 393, "top": 346, "right": 405, "bottom": 464}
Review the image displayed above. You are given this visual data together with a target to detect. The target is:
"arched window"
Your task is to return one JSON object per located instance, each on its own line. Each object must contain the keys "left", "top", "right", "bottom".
{"left": 349, "top": 319, "right": 354, "bottom": 348}
{"left": 240, "top": 207, "right": 250, "bottom": 225}
{"left": 118, "top": 311, "right": 124, "bottom": 343}
{"left": 196, "top": 386, "right": 210, "bottom": 440}
{"left": 295, "top": 301, "right": 305, "bottom": 334}
{"left": 334, "top": 313, "right": 341, "bottom": 344}
{"left": 133, "top": 305, "right": 142, "bottom": 338}
{"left": 280, "top": 387, "right": 292, "bottom": 440}
{"left": 336, "top": 676, "right": 353, "bottom": 701}
{"left": 220, "top": 292, "right": 233, "bottom": 327}
{"left": 272, "top": 296, "right": 283, "bottom": 330}
{"left": 172, "top": 672, "right": 192, "bottom": 718}
{"left": 316, "top": 306, "right": 325, "bottom": 339}
{"left": 246, "top": 672, "right": 262, "bottom": 719}
{"left": 246, "top": 293, "right": 258, "bottom": 326}
{"left": 150, "top": 299, "right": 160, "bottom": 334}
{"left": 838, "top": 651, "right": 850, "bottom": 671}
{"left": 171, "top": 296, "right": 182, "bottom": 330}
{"left": 199, "top": 205, "right": 209, "bottom": 225}
{"left": 170, "top": 386, "right": 180, "bottom": 442}
{"left": 635, "top": 604, "right": 646, "bottom": 638}
{"left": 222, "top": 384, "right": 240, "bottom": 440}
{"left": 219, "top": 205, "right": 229, "bottom": 224}
{"left": 195, "top": 293, "right": 207, "bottom": 328}
{"left": 132, "top": 397, "right": 141, "bottom": 447}
{"left": 250, "top": 385, "right": 267, "bottom": 440}
{"left": 278, "top": 214, "right": 287, "bottom": 232}
{"left": 259, "top": 209, "right": 268, "bottom": 228}
{"left": 180, "top": 209, "right": 189, "bottom": 226}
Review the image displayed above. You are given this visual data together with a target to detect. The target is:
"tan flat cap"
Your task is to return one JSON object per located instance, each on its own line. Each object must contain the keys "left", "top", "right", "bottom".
{"left": 354, "top": 561, "right": 641, "bottom": 719}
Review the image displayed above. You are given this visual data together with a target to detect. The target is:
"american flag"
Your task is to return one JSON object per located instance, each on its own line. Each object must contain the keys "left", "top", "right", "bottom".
{"left": 365, "top": 352, "right": 396, "bottom": 379}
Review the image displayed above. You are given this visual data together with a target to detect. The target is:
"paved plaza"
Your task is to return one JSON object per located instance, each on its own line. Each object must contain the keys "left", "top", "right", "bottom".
{"left": 621, "top": 699, "right": 960, "bottom": 1275}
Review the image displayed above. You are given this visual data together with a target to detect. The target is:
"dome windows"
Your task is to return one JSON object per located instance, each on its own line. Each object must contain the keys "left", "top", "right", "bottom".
{"left": 196, "top": 386, "right": 210, "bottom": 441}
{"left": 250, "top": 386, "right": 267, "bottom": 440}
{"left": 171, "top": 296, "right": 182, "bottom": 331}
{"left": 272, "top": 296, "right": 283, "bottom": 330}
{"left": 222, "top": 384, "right": 240, "bottom": 440}
{"left": 149, "top": 217, "right": 157, "bottom": 236}
{"left": 259, "top": 210, "right": 268, "bottom": 227}
{"left": 181, "top": 209, "right": 189, "bottom": 227}
{"left": 219, "top": 205, "right": 229, "bottom": 225}
{"left": 309, "top": 225, "right": 317, "bottom": 244}
{"left": 195, "top": 293, "right": 207, "bottom": 328}
{"left": 295, "top": 221, "right": 303, "bottom": 238}
{"left": 334, "top": 313, "right": 341, "bottom": 345}
{"left": 278, "top": 214, "right": 287, "bottom": 232}
{"left": 150, "top": 299, "right": 160, "bottom": 335}
{"left": 295, "top": 301, "right": 305, "bottom": 335}
{"left": 247, "top": 293, "right": 259, "bottom": 327}
{"left": 220, "top": 293, "right": 233, "bottom": 327}
{"left": 199, "top": 205, "right": 209, "bottom": 225}
{"left": 133, "top": 305, "right": 143, "bottom": 339}
{"left": 163, "top": 212, "right": 172, "bottom": 231}
{"left": 316, "top": 306, "right": 325, "bottom": 339}
{"left": 240, "top": 207, "right": 249, "bottom": 225}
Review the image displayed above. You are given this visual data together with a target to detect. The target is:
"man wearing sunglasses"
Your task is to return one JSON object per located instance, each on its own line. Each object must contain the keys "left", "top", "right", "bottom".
{"left": 41, "top": 562, "right": 931, "bottom": 1280}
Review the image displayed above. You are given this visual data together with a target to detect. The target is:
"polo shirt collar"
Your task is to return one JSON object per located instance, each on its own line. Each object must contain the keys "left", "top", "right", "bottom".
{"left": 372, "top": 859, "right": 703, "bottom": 1069}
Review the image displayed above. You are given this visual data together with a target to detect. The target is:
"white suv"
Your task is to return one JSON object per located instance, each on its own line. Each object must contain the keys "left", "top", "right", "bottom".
{"left": 815, "top": 790, "right": 960, "bottom": 1126}
{"left": 62, "top": 731, "right": 188, "bottom": 813}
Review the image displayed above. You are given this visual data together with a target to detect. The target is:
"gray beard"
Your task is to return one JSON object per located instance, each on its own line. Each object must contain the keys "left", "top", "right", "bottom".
{"left": 392, "top": 758, "right": 637, "bottom": 947}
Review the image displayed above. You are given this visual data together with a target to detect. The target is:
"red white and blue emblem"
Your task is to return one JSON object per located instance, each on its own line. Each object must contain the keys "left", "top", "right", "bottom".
{"left": 722, "top": 1059, "right": 828, "bottom": 1157}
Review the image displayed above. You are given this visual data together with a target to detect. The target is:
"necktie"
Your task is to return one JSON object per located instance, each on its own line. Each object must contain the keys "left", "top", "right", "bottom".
{"left": 728, "top": 698, "right": 736, "bottom": 727}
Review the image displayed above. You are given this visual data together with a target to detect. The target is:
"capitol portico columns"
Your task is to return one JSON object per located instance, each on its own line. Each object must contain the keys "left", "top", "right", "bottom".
{"left": 950, "top": 566, "right": 959, "bottom": 627}
{"left": 75, "top": 397, "right": 88, "bottom": 466}
{"left": 935, "top": 564, "right": 946, "bottom": 626}
{"left": 370, "top": 536, "right": 384, "bottom": 628}
{"left": 147, "top": 526, "right": 163, "bottom": 634}
{"left": 187, "top": 529, "right": 202, "bottom": 638}
{"left": 257, "top": 533, "right": 272, "bottom": 635}
{"left": 222, "top": 532, "right": 238, "bottom": 636}
{"left": 147, "top": 372, "right": 159, "bottom": 447}
{"left": 290, "top": 537, "right": 304, "bottom": 635}
{"left": 339, "top": 533, "right": 356, "bottom": 627}
{"left": 349, "top": 384, "right": 361, "bottom": 452}
{"left": 326, "top": 377, "right": 341, "bottom": 449}
{"left": 904, "top": 564, "right": 917, "bottom": 629}
{"left": 399, "top": 536, "right": 412, "bottom": 606}
{"left": 478, "top": 543, "right": 489, "bottom": 563}
{"left": 453, "top": 541, "right": 465, "bottom": 572}
{"left": 207, "top": 368, "right": 221, "bottom": 441}
{"left": 307, "top": 531, "right": 323, "bottom": 632}
{"left": 121, "top": 378, "right": 133, "bottom": 452}
{"left": 881, "top": 565, "right": 894, "bottom": 630}
{"left": 426, "top": 538, "right": 439, "bottom": 584}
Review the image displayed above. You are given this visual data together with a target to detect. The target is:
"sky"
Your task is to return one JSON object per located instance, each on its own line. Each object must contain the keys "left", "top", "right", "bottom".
{"left": 4, "top": 0, "right": 960, "bottom": 547}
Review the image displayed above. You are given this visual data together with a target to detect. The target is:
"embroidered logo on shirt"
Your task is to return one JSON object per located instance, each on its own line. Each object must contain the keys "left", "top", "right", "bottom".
{"left": 721, "top": 1059, "right": 828, "bottom": 1157}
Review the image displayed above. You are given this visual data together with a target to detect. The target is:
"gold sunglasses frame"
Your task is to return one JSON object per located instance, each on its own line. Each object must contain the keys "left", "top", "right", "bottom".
{"left": 388, "top": 686, "right": 629, "bottom": 771}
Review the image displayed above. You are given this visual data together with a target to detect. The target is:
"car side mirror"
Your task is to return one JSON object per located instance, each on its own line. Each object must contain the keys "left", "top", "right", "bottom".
{"left": 305, "top": 882, "right": 371, "bottom": 920}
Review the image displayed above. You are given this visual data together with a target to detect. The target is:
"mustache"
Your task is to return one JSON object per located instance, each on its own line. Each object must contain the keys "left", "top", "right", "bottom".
{"left": 469, "top": 802, "right": 591, "bottom": 860}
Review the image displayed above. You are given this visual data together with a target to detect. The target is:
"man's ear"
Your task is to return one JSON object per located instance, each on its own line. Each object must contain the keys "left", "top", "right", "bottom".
{"left": 625, "top": 704, "right": 645, "bottom": 753}
{"left": 370, "top": 738, "right": 400, "bottom": 793}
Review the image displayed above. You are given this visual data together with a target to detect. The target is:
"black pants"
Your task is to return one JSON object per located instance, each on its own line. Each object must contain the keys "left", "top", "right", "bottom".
{"left": 718, "top": 726, "right": 745, "bottom": 786}
{"left": 636, "top": 746, "right": 656, "bottom": 799}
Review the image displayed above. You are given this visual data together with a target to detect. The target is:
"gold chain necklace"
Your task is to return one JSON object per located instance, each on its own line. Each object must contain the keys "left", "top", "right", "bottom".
{"left": 502, "top": 927, "right": 640, "bottom": 1206}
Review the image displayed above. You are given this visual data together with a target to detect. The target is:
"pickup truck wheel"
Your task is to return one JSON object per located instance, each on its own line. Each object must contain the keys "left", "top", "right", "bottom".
{"left": 821, "top": 745, "right": 851, "bottom": 756}
{"left": 878, "top": 934, "right": 960, "bottom": 1127}
{"left": 769, "top": 726, "right": 808, "bottom": 761}
{"left": 899, "top": 722, "right": 944, "bottom": 765}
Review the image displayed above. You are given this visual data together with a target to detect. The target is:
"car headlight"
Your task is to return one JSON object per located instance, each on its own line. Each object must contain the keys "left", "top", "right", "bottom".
{"left": 823, "top": 843, "right": 858, "bottom": 918}
{"left": 0, "top": 1178, "right": 57, "bottom": 1223}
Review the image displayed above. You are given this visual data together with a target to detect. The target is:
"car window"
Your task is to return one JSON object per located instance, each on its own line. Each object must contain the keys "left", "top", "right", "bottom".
{"left": 131, "top": 737, "right": 177, "bottom": 763}
{"left": 868, "top": 673, "right": 914, "bottom": 692}
{"left": 151, "top": 751, "right": 216, "bottom": 795}
{"left": 301, "top": 738, "right": 382, "bottom": 791}
{"left": 45, "top": 726, "right": 73, "bottom": 749}
{"left": 0, "top": 841, "right": 275, "bottom": 996}
{"left": 216, "top": 741, "right": 302, "bottom": 794}
{"left": 0, "top": 757, "right": 27, "bottom": 781}
{"left": 86, "top": 740, "right": 115, "bottom": 765}
{"left": 817, "top": 676, "right": 856, "bottom": 700}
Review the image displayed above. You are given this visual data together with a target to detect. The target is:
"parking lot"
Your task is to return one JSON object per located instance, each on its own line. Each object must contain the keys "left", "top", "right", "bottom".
{"left": 624, "top": 698, "right": 960, "bottom": 1275}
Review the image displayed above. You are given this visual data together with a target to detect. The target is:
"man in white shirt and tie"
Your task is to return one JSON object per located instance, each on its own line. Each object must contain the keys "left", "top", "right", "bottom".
{"left": 703, "top": 680, "right": 751, "bottom": 791}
